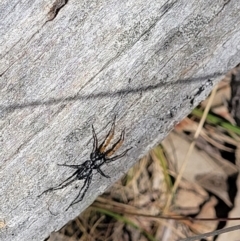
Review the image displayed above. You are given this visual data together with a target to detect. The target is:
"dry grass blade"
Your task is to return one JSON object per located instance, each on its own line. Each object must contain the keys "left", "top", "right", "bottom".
{"left": 164, "top": 84, "right": 219, "bottom": 212}
{"left": 178, "top": 225, "right": 240, "bottom": 241}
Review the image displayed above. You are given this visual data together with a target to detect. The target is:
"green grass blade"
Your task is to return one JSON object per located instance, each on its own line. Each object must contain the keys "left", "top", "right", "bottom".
{"left": 94, "top": 207, "right": 158, "bottom": 241}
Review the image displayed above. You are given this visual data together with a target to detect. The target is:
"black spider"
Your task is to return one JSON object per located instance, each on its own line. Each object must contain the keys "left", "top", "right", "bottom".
{"left": 38, "top": 118, "right": 131, "bottom": 211}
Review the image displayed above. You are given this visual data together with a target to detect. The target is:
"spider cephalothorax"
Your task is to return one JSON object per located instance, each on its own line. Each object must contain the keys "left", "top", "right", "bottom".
{"left": 39, "top": 118, "right": 131, "bottom": 210}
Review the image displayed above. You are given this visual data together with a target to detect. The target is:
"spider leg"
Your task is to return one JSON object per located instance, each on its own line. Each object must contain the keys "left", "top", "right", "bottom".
{"left": 98, "top": 116, "right": 116, "bottom": 153}
{"left": 58, "top": 163, "right": 83, "bottom": 169}
{"left": 38, "top": 170, "right": 78, "bottom": 197}
{"left": 65, "top": 173, "right": 93, "bottom": 211}
{"left": 105, "top": 147, "right": 132, "bottom": 163}
{"left": 97, "top": 167, "right": 110, "bottom": 178}
{"left": 105, "top": 129, "right": 126, "bottom": 157}
{"left": 91, "top": 125, "right": 98, "bottom": 153}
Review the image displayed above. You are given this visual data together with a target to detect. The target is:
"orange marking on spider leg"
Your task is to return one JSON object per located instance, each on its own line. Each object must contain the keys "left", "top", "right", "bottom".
{"left": 106, "top": 129, "right": 125, "bottom": 157}
{"left": 99, "top": 121, "right": 115, "bottom": 153}
{"left": 91, "top": 125, "right": 98, "bottom": 152}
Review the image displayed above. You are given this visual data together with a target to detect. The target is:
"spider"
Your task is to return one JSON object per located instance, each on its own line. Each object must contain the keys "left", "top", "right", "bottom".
{"left": 38, "top": 118, "right": 132, "bottom": 211}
